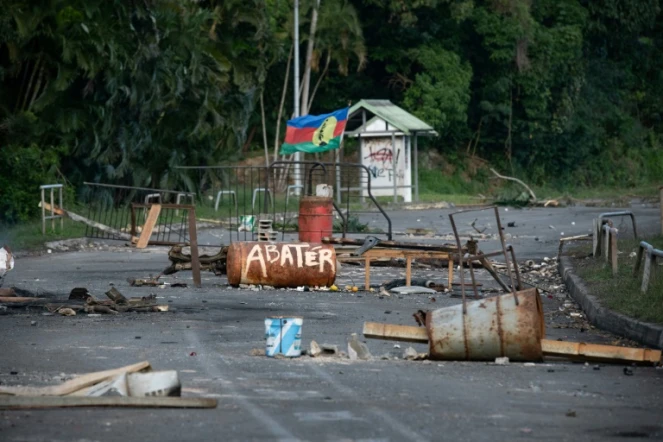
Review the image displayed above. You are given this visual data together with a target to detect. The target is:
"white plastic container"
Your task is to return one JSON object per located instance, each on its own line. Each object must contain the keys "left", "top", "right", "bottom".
{"left": 265, "top": 317, "right": 303, "bottom": 357}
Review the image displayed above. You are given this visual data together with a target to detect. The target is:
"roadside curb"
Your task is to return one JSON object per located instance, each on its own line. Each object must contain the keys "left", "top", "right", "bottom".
{"left": 559, "top": 256, "right": 663, "bottom": 349}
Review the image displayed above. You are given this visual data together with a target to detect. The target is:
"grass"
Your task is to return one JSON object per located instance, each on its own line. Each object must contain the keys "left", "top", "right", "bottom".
{"left": 0, "top": 219, "right": 88, "bottom": 252}
{"left": 571, "top": 235, "right": 663, "bottom": 325}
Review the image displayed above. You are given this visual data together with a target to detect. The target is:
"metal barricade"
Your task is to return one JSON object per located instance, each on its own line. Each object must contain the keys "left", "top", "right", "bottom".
{"left": 174, "top": 161, "right": 393, "bottom": 242}
{"left": 81, "top": 183, "right": 192, "bottom": 245}
{"left": 40, "top": 184, "right": 63, "bottom": 234}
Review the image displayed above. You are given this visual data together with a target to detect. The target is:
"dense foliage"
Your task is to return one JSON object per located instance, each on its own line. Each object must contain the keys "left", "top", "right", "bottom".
{"left": 1, "top": 0, "right": 662, "bottom": 222}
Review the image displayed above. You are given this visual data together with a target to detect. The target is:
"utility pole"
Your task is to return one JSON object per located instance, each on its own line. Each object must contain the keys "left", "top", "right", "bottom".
{"left": 293, "top": 0, "right": 302, "bottom": 193}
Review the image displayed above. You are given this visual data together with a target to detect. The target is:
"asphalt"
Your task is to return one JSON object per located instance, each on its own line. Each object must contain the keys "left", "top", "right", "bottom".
{"left": 1, "top": 204, "right": 662, "bottom": 441}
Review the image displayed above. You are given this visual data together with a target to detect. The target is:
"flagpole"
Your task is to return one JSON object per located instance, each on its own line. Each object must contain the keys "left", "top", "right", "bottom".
{"left": 293, "top": 0, "right": 302, "bottom": 194}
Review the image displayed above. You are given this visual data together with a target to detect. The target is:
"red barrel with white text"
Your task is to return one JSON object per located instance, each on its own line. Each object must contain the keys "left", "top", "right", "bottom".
{"left": 226, "top": 242, "right": 336, "bottom": 288}
{"left": 298, "top": 196, "right": 333, "bottom": 243}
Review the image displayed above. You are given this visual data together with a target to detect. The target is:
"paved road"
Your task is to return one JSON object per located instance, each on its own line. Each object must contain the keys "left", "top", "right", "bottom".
{"left": 1, "top": 204, "right": 662, "bottom": 441}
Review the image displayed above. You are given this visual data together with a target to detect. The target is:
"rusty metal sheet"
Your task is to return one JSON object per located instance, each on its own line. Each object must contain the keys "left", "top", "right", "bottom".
{"left": 425, "top": 288, "right": 544, "bottom": 361}
{"left": 226, "top": 242, "right": 336, "bottom": 288}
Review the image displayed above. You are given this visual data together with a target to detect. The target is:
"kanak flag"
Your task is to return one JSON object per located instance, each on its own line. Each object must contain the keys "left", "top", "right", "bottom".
{"left": 280, "top": 108, "right": 349, "bottom": 155}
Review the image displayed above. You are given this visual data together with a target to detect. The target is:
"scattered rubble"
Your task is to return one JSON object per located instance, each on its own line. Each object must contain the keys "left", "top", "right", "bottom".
{"left": 309, "top": 340, "right": 322, "bottom": 357}
{"left": 0, "top": 361, "right": 216, "bottom": 409}
{"left": 347, "top": 333, "right": 372, "bottom": 361}
{"left": 403, "top": 347, "right": 419, "bottom": 360}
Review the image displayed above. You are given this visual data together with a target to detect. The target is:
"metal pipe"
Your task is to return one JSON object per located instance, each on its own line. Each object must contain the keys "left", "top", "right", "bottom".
{"left": 448, "top": 215, "right": 467, "bottom": 314}
{"left": 391, "top": 132, "right": 397, "bottom": 203}
{"left": 83, "top": 182, "right": 184, "bottom": 195}
{"left": 413, "top": 133, "right": 419, "bottom": 202}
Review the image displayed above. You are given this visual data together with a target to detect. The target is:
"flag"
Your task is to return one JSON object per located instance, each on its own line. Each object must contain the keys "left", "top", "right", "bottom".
{"left": 280, "top": 108, "right": 349, "bottom": 155}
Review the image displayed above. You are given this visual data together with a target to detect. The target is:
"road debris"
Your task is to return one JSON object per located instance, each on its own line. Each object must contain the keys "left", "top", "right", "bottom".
{"left": 321, "top": 344, "right": 339, "bottom": 355}
{"left": 58, "top": 308, "right": 76, "bottom": 316}
{"left": 494, "top": 357, "right": 510, "bottom": 365}
{"left": 347, "top": 333, "right": 372, "bottom": 360}
{"left": 0, "top": 396, "right": 217, "bottom": 410}
{"left": 265, "top": 317, "right": 303, "bottom": 357}
{"left": 391, "top": 286, "right": 438, "bottom": 295}
{"left": 363, "top": 288, "right": 661, "bottom": 364}
{"left": 0, "top": 245, "right": 14, "bottom": 284}
{"left": 309, "top": 340, "right": 322, "bottom": 357}
{"left": 162, "top": 245, "right": 228, "bottom": 276}
{"left": 0, "top": 288, "right": 16, "bottom": 297}
{"left": 403, "top": 347, "right": 419, "bottom": 360}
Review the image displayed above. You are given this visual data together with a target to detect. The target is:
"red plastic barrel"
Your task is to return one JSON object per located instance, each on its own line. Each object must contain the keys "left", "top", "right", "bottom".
{"left": 298, "top": 196, "right": 333, "bottom": 242}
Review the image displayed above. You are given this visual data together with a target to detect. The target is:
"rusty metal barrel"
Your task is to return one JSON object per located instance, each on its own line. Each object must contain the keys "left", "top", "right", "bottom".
{"left": 425, "top": 288, "right": 544, "bottom": 361}
{"left": 298, "top": 196, "right": 333, "bottom": 243}
{"left": 226, "top": 242, "right": 336, "bottom": 288}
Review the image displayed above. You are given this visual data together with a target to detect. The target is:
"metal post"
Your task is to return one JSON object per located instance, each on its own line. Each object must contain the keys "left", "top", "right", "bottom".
{"left": 50, "top": 188, "right": 55, "bottom": 232}
{"left": 660, "top": 186, "right": 663, "bottom": 235}
{"left": 59, "top": 186, "right": 63, "bottom": 231}
{"left": 293, "top": 0, "right": 302, "bottom": 195}
{"left": 41, "top": 188, "right": 46, "bottom": 235}
{"left": 391, "top": 132, "right": 397, "bottom": 203}
{"left": 414, "top": 133, "right": 419, "bottom": 202}
{"left": 360, "top": 135, "right": 366, "bottom": 204}
{"left": 335, "top": 148, "right": 341, "bottom": 204}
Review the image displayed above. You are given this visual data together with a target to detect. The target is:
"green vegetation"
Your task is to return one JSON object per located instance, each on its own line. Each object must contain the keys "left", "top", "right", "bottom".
{"left": 0, "top": 219, "right": 87, "bottom": 251}
{"left": 2, "top": 0, "right": 663, "bottom": 231}
{"left": 573, "top": 236, "right": 663, "bottom": 325}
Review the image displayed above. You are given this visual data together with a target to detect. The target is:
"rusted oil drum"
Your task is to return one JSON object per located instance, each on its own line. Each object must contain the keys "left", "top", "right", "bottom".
{"left": 298, "top": 196, "right": 333, "bottom": 243}
{"left": 425, "top": 288, "right": 544, "bottom": 361}
{"left": 226, "top": 242, "right": 336, "bottom": 288}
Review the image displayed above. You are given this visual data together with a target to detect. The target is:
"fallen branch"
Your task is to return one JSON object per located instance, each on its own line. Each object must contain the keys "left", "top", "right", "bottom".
{"left": 490, "top": 168, "right": 537, "bottom": 202}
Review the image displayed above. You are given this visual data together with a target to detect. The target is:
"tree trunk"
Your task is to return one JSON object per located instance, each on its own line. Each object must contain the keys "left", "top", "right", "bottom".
{"left": 260, "top": 92, "right": 269, "bottom": 167}
{"left": 274, "top": 45, "right": 293, "bottom": 163}
{"left": 300, "top": 0, "right": 321, "bottom": 116}
{"left": 307, "top": 51, "right": 331, "bottom": 111}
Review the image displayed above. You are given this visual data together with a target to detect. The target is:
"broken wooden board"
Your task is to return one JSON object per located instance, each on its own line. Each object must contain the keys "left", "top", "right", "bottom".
{"left": 136, "top": 204, "right": 162, "bottom": 249}
{"left": 363, "top": 322, "right": 428, "bottom": 343}
{"left": 0, "top": 288, "right": 16, "bottom": 297}
{"left": 0, "top": 361, "right": 150, "bottom": 396}
{"left": 0, "top": 396, "right": 217, "bottom": 409}
{"left": 0, "top": 296, "right": 46, "bottom": 303}
{"left": 363, "top": 322, "right": 662, "bottom": 365}
{"left": 541, "top": 339, "right": 661, "bottom": 364}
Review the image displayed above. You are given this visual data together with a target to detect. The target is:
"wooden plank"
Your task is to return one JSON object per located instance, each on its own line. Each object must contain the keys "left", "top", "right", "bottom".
{"left": 363, "top": 322, "right": 429, "bottom": 343}
{"left": 0, "top": 361, "right": 150, "bottom": 396}
{"left": 364, "top": 256, "right": 370, "bottom": 291}
{"left": 610, "top": 232, "right": 618, "bottom": 276}
{"left": 0, "top": 396, "right": 217, "bottom": 410}
{"left": 0, "top": 296, "right": 45, "bottom": 303}
{"left": 448, "top": 258, "right": 454, "bottom": 286}
{"left": 363, "top": 249, "right": 450, "bottom": 259}
{"left": 0, "top": 288, "right": 16, "bottom": 297}
{"left": 136, "top": 204, "right": 162, "bottom": 249}
{"left": 405, "top": 257, "right": 412, "bottom": 286}
{"left": 541, "top": 339, "right": 661, "bottom": 364}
